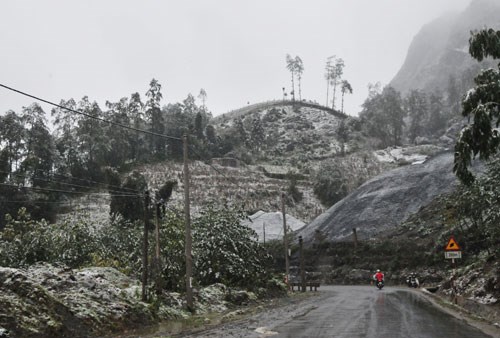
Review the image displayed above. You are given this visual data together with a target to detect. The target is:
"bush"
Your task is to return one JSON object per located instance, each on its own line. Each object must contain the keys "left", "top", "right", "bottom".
{"left": 192, "top": 203, "right": 271, "bottom": 288}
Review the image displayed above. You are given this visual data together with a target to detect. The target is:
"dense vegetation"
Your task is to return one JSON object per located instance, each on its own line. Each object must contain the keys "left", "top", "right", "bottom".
{"left": 0, "top": 203, "right": 272, "bottom": 292}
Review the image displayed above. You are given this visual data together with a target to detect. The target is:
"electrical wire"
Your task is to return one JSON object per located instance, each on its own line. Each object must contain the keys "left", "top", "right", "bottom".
{"left": 0, "top": 83, "right": 182, "bottom": 142}
{"left": 1, "top": 170, "right": 139, "bottom": 195}
{"left": 34, "top": 169, "right": 140, "bottom": 193}
{"left": 0, "top": 182, "right": 141, "bottom": 197}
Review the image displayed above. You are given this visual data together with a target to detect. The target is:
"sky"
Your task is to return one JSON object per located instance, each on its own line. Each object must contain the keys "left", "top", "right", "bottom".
{"left": 0, "top": 0, "right": 471, "bottom": 118}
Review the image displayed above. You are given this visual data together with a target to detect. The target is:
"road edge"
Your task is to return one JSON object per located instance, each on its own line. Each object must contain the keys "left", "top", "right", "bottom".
{"left": 419, "top": 288, "right": 500, "bottom": 337}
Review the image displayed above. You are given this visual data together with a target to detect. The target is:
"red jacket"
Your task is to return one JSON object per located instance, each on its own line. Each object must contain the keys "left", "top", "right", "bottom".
{"left": 375, "top": 272, "right": 384, "bottom": 281}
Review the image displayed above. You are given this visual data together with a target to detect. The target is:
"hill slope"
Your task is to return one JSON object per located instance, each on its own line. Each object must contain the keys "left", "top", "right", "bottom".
{"left": 298, "top": 152, "right": 459, "bottom": 242}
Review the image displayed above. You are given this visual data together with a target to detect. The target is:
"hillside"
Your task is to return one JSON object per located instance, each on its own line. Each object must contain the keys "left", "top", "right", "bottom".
{"left": 214, "top": 102, "right": 349, "bottom": 167}
{"left": 298, "top": 151, "right": 459, "bottom": 242}
{"left": 390, "top": 0, "right": 500, "bottom": 95}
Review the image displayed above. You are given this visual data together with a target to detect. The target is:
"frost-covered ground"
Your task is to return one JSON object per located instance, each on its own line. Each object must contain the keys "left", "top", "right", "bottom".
{"left": 242, "top": 211, "right": 306, "bottom": 242}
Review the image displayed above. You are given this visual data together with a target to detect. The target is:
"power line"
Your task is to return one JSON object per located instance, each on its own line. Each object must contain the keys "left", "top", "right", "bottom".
{"left": 35, "top": 169, "right": 140, "bottom": 193}
{"left": 0, "top": 182, "right": 141, "bottom": 197}
{"left": 1, "top": 170, "right": 139, "bottom": 195}
{"left": 0, "top": 83, "right": 182, "bottom": 142}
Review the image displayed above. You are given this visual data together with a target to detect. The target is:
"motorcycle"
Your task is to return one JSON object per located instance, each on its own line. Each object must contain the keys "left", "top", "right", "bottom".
{"left": 376, "top": 280, "right": 384, "bottom": 290}
{"left": 406, "top": 275, "right": 419, "bottom": 288}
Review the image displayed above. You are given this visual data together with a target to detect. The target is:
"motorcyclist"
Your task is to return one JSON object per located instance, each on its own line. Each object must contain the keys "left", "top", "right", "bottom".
{"left": 373, "top": 269, "right": 384, "bottom": 284}
{"left": 406, "top": 272, "right": 419, "bottom": 287}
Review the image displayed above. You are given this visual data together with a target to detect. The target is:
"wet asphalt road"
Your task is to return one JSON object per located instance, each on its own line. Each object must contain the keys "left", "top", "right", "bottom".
{"left": 180, "top": 285, "right": 493, "bottom": 338}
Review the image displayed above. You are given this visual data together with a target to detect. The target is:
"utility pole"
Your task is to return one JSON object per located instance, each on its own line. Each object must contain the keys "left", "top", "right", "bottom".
{"left": 281, "top": 192, "right": 289, "bottom": 287}
{"left": 263, "top": 222, "right": 266, "bottom": 244}
{"left": 299, "top": 236, "right": 306, "bottom": 292}
{"left": 183, "top": 134, "right": 194, "bottom": 312}
{"left": 154, "top": 201, "right": 162, "bottom": 295}
{"left": 142, "top": 190, "right": 150, "bottom": 302}
{"left": 352, "top": 228, "right": 358, "bottom": 249}
{"left": 155, "top": 202, "right": 161, "bottom": 261}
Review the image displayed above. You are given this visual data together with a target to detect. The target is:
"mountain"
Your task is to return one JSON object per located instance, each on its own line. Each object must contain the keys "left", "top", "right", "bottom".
{"left": 390, "top": 0, "right": 500, "bottom": 95}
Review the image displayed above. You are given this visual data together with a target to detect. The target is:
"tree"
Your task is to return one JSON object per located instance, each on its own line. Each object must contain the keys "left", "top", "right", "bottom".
{"left": 313, "top": 162, "right": 349, "bottom": 207}
{"left": 340, "top": 80, "right": 353, "bottom": 114}
{"left": 295, "top": 56, "right": 304, "bottom": 101}
{"left": 0, "top": 111, "right": 24, "bottom": 173}
{"left": 51, "top": 98, "right": 82, "bottom": 176}
{"left": 324, "top": 56, "right": 335, "bottom": 106}
{"left": 145, "top": 79, "right": 165, "bottom": 159}
{"left": 454, "top": 28, "right": 500, "bottom": 184}
{"left": 109, "top": 170, "right": 148, "bottom": 222}
{"left": 360, "top": 86, "right": 405, "bottom": 147}
{"left": 102, "top": 98, "right": 130, "bottom": 168}
{"left": 19, "top": 103, "right": 56, "bottom": 187}
{"left": 198, "top": 88, "right": 207, "bottom": 111}
{"left": 76, "top": 97, "right": 107, "bottom": 180}
{"left": 330, "top": 58, "right": 345, "bottom": 110}
{"left": 128, "top": 92, "right": 147, "bottom": 163}
{"left": 405, "top": 90, "right": 428, "bottom": 144}
{"left": 337, "top": 118, "right": 349, "bottom": 156}
{"left": 427, "top": 92, "right": 446, "bottom": 136}
{"left": 286, "top": 54, "right": 296, "bottom": 101}
{"left": 193, "top": 204, "right": 269, "bottom": 287}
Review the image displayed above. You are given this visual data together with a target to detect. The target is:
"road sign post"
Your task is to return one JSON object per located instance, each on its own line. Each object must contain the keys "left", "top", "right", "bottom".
{"left": 444, "top": 236, "right": 461, "bottom": 304}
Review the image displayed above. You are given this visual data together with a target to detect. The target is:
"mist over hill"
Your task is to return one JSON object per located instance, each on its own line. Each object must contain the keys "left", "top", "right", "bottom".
{"left": 390, "top": 0, "right": 500, "bottom": 95}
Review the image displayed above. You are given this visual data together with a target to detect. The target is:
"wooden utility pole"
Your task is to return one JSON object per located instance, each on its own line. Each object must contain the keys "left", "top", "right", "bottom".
{"left": 141, "top": 190, "right": 150, "bottom": 302}
{"left": 299, "top": 236, "right": 306, "bottom": 292}
{"left": 281, "top": 192, "right": 289, "bottom": 286}
{"left": 263, "top": 222, "right": 266, "bottom": 244}
{"left": 183, "top": 134, "right": 194, "bottom": 312}
{"left": 154, "top": 202, "right": 162, "bottom": 295}
{"left": 155, "top": 202, "right": 161, "bottom": 262}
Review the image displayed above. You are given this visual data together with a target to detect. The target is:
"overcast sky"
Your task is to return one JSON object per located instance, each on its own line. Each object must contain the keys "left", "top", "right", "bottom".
{"left": 0, "top": 0, "right": 471, "bottom": 118}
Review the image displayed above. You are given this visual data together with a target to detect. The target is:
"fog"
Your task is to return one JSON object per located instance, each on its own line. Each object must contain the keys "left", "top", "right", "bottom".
{"left": 0, "top": 0, "right": 471, "bottom": 117}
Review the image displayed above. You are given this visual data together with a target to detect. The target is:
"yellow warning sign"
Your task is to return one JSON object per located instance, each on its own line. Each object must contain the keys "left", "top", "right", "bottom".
{"left": 445, "top": 236, "right": 461, "bottom": 251}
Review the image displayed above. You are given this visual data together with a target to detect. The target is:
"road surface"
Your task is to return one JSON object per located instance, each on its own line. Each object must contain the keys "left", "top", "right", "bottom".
{"left": 178, "top": 285, "right": 494, "bottom": 338}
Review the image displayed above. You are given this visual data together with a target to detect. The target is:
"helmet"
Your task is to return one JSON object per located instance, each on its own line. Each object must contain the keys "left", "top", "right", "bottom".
{"left": 376, "top": 269, "right": 380, "bottom": 272}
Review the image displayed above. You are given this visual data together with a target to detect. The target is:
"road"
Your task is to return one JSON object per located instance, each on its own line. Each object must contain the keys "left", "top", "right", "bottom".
{"left": 177, "top": 286, "right": 494, "bottom": 338}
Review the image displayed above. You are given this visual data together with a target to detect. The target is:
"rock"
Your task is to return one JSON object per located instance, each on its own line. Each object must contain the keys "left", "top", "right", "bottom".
{"left": 299, "top": 152, "right": 459, "bottom": 242}
{"left": 0, "top": 264, "right": 155, "bottom": 337}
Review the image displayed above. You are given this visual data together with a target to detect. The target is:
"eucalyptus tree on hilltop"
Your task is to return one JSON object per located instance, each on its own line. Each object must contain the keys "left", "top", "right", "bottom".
{"left": 340, "top": 80, "right": 353, "bottom": 114}
{"left": 330, "top": 58, "right": 345, "bottom": 110}
{"left": 325, "top": 56, "right": 335, "bottom": 106}
{"left": 454, "top": 28, "right": 500, "bottom": 184}
{"left": 286, "top": 54, "right": 296, "bottom": 101}
{"left": 295, "top": 56, "right": 304, "bottom": 101}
